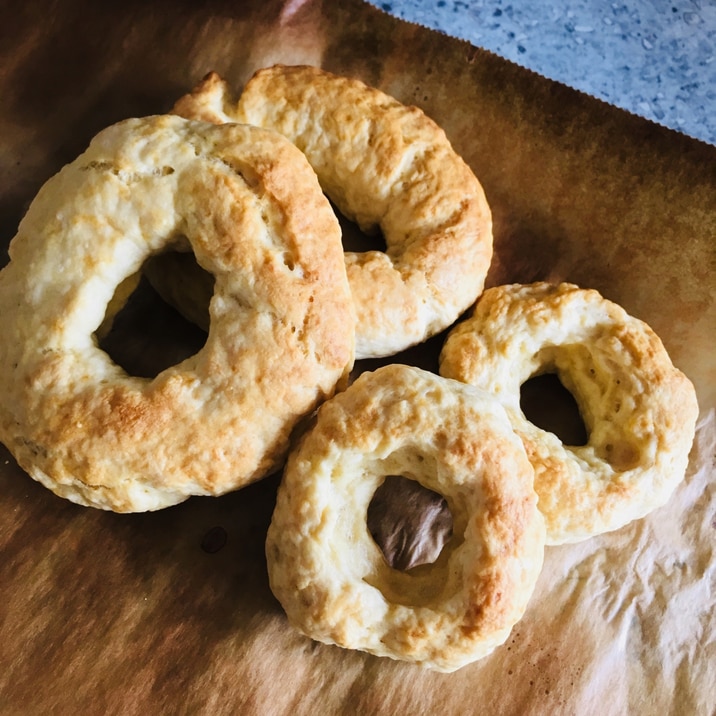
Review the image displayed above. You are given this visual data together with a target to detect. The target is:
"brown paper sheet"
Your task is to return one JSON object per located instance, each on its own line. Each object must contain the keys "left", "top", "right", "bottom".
{"left": 1, "top": 1, "right": 714, "bottom": 713}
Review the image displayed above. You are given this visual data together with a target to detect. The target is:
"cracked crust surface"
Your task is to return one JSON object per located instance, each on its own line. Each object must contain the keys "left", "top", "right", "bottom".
{"left": 172, "top": 65, "right": 493, "bottom": 359}
{"left": 0, "top": 114, "right": 354, "bottom": 511}
{"left": 439, "top": 282, "right": 699, "bottom": 545}
{"left": 266, "top": 364, "right": 545, "bottom": 672}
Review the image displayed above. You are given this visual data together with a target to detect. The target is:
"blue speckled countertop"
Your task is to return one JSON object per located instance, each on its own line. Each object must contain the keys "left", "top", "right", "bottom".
{"left": 368, "top": 0, "right": 715, "bottom": 146}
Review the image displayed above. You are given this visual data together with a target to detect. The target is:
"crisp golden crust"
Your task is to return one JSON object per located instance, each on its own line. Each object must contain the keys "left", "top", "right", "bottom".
{"left": 265, "top": 364, "right": 545, "bottom": 672}
{"left": 172, "top": 66, "right": 493, "bottom": 359}
{"left": 0, "top": 115, "right": 354, "bottom": 512}
{"left": 439, "top": 282, "right": 699, "bottom": 545}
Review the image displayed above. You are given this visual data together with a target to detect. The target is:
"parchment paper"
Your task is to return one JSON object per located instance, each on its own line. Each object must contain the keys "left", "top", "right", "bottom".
{"left": 0, "top": 1, "right": 714, "bottom": 714}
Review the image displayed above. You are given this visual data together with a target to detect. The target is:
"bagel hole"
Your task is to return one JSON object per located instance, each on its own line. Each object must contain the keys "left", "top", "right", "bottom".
{"left": 96, "top": 252, "right": 212, "bottom": 378}
{"left": 367, "top": 475, "right": 453, "bottom": 571}
{"left": 331, "top": 200, "right": 387, "bottom": 253}
{"left": 520, "top": 373, "right": 588, "bottom": 446}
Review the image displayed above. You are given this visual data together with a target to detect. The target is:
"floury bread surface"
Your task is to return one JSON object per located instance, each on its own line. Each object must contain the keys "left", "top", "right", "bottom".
{"left": 0, "top": 115, "right": 355, "bottom": 512}
{"left": 266, "top": 364, "right": 545, "bottom": 672}
{"left": 440, "top": 282, "right": 699, "bottom": 545}
{"left": 172, "top": 65, "right": 493, "bottom": 360}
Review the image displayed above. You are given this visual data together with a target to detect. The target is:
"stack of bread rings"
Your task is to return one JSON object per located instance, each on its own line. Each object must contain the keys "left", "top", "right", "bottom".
{"left": 0, "top": 65, "right": 699, "bottom": 672}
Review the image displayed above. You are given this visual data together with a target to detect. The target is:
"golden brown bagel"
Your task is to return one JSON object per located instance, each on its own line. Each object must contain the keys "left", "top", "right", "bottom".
{"left": 0, "top": 115, "right": 354, "bottom": 511}
{"left": 172, "top": 65, "right": 493, "bottom": 359}
{"left": 440, "top": 282, "right": 699, "bottom": 544}
{"left": 266, "top": 364, "right": 545, "bottom": 672}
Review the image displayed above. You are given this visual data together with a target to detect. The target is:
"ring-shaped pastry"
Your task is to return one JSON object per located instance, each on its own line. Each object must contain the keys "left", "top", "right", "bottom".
{"left": 0, "top": 115, "right": 354, "bottom": 512}
{"left": 172, "top": 65, "right": 494, "bottom": 360}
{"left": 439, "top": 282, "right": 699, "bottom": 545}
{"left": 265, "top": 364, "right": 545, "bottom": 672}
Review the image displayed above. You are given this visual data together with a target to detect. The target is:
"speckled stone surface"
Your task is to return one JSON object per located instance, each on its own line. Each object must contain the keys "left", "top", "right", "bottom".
{"left": 368, "top": 0, "right": 715, "bottom": 146}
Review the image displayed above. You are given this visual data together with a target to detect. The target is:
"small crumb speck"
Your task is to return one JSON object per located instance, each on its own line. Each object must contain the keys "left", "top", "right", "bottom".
{"left": 201, "top": 525, "right": 228, "bottom": 553}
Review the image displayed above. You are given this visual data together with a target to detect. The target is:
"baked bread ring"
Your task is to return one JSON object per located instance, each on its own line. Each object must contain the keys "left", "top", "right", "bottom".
{"left": 266, "top": 364, "right": 545, "bottom": 672}
{"left": 172, "top": 65, "right": 493, "bottom": 360}
{"left": 0, "top": 114, "right": 354, "bottom": 512}
{"left": 439, "top": 282, "right": 699, "bottom": 545}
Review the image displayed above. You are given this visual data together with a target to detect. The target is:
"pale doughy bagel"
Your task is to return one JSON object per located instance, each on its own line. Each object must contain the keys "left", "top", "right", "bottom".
{"left": 172, "top": 65, "right": 494, "bottom": 360}
{"left": 0, "top": 115, "right": 354, "bottom": 512}
{"left": 439, "top": 282, "right": 699, "bottom": 545}
{"left": 265, "top": 364, "right": 545, "bottom": 672}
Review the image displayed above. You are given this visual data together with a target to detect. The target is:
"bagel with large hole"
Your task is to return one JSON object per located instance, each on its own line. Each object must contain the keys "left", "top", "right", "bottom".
{"left": 0, "top": 114, "right": 355, "bottom": 512}
{"left": 439, "top": 282, "right": 699, "bottom": 545}
{"left": 265, "top": 364, "right": 545, "bottom": 672}
{"left": 170, "top": 64, "right": 493, "bottom": 359}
